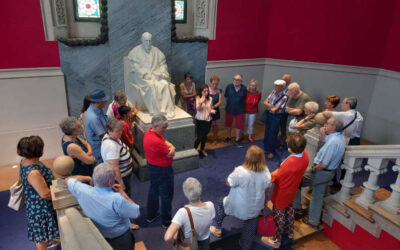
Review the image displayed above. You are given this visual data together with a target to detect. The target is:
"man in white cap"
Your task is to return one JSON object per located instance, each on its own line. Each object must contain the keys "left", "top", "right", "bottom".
{"left": 263, "top": 79, "right": 288, "bottom": 159}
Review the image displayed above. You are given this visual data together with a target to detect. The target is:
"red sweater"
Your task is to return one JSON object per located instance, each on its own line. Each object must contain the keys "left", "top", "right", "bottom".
{"left": 120, "top": 120, "right": 133, "bottom": 148}
{"left": 143, "top": 128, "right": 173, "bottom": 167}
{"left": 245, "top": 91, "right": 262, "bottom": 113}
{"left": 271, "top": 150, "right": 309, "bottom": 209}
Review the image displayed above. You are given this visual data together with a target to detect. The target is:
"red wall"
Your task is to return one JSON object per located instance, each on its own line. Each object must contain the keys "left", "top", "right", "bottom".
{"left": 381, "top": 2, "right": 400, "bottom": 72}
{"left": 208, "top": 0, "right": 400, "bottom": 71}
{"left": 0, "top": 0, "right": 60, "bottom": 69}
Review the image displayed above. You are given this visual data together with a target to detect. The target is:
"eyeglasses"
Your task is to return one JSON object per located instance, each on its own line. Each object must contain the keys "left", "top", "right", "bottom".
{"left": 233, "top": 78, "right": 242, "bottom": 81}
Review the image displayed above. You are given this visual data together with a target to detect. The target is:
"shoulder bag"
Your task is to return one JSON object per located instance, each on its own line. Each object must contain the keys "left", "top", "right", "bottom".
{"left": 8, "top": 162, "right": 26, "bottom": 211}
{"left": 173, "top": 207, "right": 199, "bottom": 250}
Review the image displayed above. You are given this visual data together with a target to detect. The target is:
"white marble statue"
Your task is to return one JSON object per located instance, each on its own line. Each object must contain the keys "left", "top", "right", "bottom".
{"left": 126, "top": 32, "right": 175, "bottom": 118}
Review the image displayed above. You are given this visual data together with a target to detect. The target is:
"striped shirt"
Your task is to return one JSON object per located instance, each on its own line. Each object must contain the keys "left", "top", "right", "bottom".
{"left": 101, "top": 134, "right": 132, "bottom": 177}
{"left": 267, "top": 89, "right": 288, "bottom": 114}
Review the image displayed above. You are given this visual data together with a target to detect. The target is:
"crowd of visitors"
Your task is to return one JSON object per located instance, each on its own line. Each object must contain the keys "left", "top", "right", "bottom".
{"left": 15, "top": 71, "right": 365, "bottom": 250}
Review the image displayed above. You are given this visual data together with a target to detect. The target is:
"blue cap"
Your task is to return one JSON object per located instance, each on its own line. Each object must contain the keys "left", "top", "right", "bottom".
{"left": 89, "top": 89, "right": 107, "bottom": 102}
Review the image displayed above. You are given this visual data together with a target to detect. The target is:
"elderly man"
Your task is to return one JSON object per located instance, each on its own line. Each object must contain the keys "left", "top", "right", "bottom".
{"left": 144, "top": 114, "right": 176, "bottom": 228}
{"left": 263, "top": 79, "right": 288, "bottom": 159}
{"left": 279, "top": 73, "right": 292, "bottom": 150}
{"left": 66, "top": 163, "right": 140, "bottom": 250}
{"left": 85, "top": 89, "right": 108, "bottom": 163}
{"left": 223, "top": 74, "right": 247, "bottom": 148}
{"left": 127, "top": 32, "right": 175, "bottom": 118}
{"left": 281, "top": 73, "right": 291, "bottom": 94}
{"left": 323, "top": 96, "right": 363, "bottom": 145}
{"left": 294, "top": 117, "right": 346, "bottom": 229}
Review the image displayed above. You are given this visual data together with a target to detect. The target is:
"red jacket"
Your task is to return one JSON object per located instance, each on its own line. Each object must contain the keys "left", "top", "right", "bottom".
{"left": 245, "top": 91, "right": 262, "bottom": 113}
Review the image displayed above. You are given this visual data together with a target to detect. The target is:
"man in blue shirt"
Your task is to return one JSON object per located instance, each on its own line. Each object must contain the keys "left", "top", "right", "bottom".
{"left": 67, "top": 163, "right": 140, "bottom": 250}
{"left": 294, "top": 117, "right": 346, "bottom": 228}
{"left": 223, "top": 74, "right": 247, "bottom": 148}
{"left": 85, "top": 89, "right": 108, "bottom": 162}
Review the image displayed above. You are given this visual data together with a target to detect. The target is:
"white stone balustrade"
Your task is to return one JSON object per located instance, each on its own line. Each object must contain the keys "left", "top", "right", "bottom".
{"left": 335, "top": 157, "right": 363, "bottom": 203}
{"left": 381, "top": 160, "right": 400, "bottom": 214}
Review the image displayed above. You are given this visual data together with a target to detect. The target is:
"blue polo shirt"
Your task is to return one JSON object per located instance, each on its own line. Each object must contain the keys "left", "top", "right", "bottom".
{"left": 224, "top": 83, "right": 247, "bottom": 115}
{"left": 85, "top": 105, "right": 108, "bottom": 162}
{"left": 314, "top": 132, "right": 346, "bottom": 170}
{"left": 67, "top": 178, "right": 140, "bottom": 239}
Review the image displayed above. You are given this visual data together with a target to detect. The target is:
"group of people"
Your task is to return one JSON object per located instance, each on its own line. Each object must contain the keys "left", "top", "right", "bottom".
{"left": 16, "top": 71, "right": 365, "bottom": 250}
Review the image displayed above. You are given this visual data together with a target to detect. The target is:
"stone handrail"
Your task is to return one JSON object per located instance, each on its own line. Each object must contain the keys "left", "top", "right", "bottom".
{"left": 334, "top": 145, "right": 400, "bottom": 214}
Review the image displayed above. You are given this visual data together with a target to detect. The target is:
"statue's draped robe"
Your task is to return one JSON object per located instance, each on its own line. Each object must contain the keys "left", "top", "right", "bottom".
{"left": 127, "top": 45, "right": 175, "bottom": 117}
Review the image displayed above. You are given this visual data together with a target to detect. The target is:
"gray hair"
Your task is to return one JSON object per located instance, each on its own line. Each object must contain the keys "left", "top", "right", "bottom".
{"left": 288, "top": 82, "right": 300, "bottom": 92}
{"left": 233, "top": 74, "right": 243, "bottom": 80}
{"left": 345, "top": 96, "right": 357, "bottom": 109}
{"left": 151, "top": 114, "right": 167, "bottom": 127}
{"left": 182, "top": 177, "right": 202, "bottom": 202}
{"left": 113, "top": 91, "right": 127, "bottom": 102}
{"left": 331, "top": 118, "right": 344, "bottom": 132}
{"left": 93, "top": 163, "right": 115, "bottom": 187}
{"left": 59, "top": 117, "right": 78, "bottom": 136}
{"left": 106, "top": 118, "right": 123, "bottom": 133}
{"left": 304, "top": 101, "right": 319, "bottom": 114}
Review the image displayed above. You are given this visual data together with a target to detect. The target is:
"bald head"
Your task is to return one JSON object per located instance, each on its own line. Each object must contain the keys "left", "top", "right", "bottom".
{"left": 141, "top": 32, "right": 152, "bottom": 52}
{"left": 287, "top": 82, "right": 301, "bottom": 98}
{"left": 282, "top": 74, "right": 291, "bottom": 85}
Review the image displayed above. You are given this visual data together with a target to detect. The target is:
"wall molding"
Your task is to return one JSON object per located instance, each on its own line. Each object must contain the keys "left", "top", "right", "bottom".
{"left": 0, "top": 68, "right": 64, "bottom": 79}
{"left": 206, "top": 58, "right": 389, "bottom": 76}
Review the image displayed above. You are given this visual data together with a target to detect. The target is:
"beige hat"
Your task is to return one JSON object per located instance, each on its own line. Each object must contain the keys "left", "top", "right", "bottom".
{"left": 274, "top": 79, "right": 286, "bottom": 86}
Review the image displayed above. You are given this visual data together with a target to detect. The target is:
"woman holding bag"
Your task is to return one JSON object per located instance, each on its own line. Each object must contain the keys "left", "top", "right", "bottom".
{"left": 164, "top": 177, "right": 215, "bottom": 250}
{"left": 18, "top": 136, "right": 59, "bottom": 250}
{"left": 261, "top": 133, "right": 309, "bottom": 248}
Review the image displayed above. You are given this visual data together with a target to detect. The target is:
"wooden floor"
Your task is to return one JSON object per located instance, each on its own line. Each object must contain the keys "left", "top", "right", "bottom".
{"left": 0, "top": 121, "right": 340, "bottom": 249}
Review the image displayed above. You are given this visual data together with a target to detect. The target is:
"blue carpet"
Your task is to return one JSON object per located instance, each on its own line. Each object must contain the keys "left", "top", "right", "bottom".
{"left": 0, "top": 140, "right": 291, "bottom": 249}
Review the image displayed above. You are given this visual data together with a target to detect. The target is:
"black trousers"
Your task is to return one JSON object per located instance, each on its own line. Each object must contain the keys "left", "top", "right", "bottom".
{"left": 106, "top": 229, "right": 135, "bottom": 250}
{"left": 194, "top": 119, "right": 212, "bottom": 151}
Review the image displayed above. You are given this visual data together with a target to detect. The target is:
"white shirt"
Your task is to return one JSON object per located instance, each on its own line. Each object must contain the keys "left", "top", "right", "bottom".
{"left": 332, "top": 109, "right": 363, "bottom": 138}
{"left": 223, "top": 166, "right": 271, "bottom": 220}
{"left": 106, "top": 100, "right": 134, "bottom": 119}
{"left": 101, "top": 134, "right": 132, "bottom": 177}
{"left": 171, "top": 202, "right": 215, "bottom": 240}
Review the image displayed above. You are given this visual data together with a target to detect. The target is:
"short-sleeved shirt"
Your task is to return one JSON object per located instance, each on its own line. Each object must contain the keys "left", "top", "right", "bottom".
{"left": 67, "top": 178, "right": 140, "bottom": 239}
{"left": 286, "top": 92, "right": 311, "bottom": 120}
{"left": 314, "top": 132, "right": 346, "bottom": 170}
{"left": 332, "top": 109, "right": 363, "bottom": 139}
{"left": 143, "top": 128, "right": 173, "bottom": 167}
{"left": 224, "top": 83, "right": 247, "bottom": 115}
{"left": 85, "top": 105, "right": 108, "bottom": 162}
{"left": 120, "top": 120, "right": 134, "bottom": 148}
{"left": 271, "top": 151, "right": 309, "bottom": 209}
{"left": 245, "top": 91, "right": 262, "bottom": 114}
{"left": 106, "top": 100, "right": 134, "bottom": 119}
{"left": 267, "top": 89, "right": 288, "bottom": 114}
{"left": 172, "top": 202, "right": 215, "bottom": 240}
{"left": 101, "top": 134, "right": 132, "bottom": 177}
{"left": 223, "top": 166, "right": 271, "bottom": 220}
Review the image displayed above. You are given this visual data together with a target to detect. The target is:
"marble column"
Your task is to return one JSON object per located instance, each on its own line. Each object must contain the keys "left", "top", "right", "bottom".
{"left": 381, "top": 160, "right": 400, "bottom": 214}
{"left": 356, "top": 158, "right": 388, "bottom": 209}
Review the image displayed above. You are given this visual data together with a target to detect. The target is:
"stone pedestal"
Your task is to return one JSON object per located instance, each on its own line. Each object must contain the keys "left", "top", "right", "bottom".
{"left": 304, "top": 127, "right": 322, "bottom": 171}
{"left": 132, "top": 106, "right": 199, "bottom": 181}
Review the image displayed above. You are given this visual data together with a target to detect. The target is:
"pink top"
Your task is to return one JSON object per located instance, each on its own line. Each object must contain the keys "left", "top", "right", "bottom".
{"left": 195, "top": 96, "right": 213, "bottom": 121}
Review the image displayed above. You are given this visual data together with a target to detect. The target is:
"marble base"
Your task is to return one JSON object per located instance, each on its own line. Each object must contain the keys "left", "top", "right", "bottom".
{"left": 132, "top": 106, "right": 199, "bottom": 181}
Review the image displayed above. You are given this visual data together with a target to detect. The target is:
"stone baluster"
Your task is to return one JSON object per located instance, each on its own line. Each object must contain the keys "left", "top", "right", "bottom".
{"left": 335, "top": 157, "right": 363, "bottom": 203}
{"left": 381, "top": 159, "right": 400, "bottom": 214}
{"left": 304, "top": 127, "right": 321, "bottom": 171}
{"left": 355, "top": 158, "right": 388, "bottom": 209}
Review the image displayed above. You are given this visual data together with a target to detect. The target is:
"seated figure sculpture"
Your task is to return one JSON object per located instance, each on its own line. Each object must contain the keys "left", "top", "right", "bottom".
{"left": 126, "top": 32, "right": 176, "bottom": 118}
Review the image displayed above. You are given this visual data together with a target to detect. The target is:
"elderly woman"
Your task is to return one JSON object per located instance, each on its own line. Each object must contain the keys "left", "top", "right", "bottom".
{"left": 262, "top": 133, "right": 309, "bottom": 248}
{"left": 292, "top": 101, "right": 319, "bottom": 134}
{"left": 106, "top": 90, "right": 137, "bottom": 119}
{"left": 18, "top": 136, "right": 59, "bottom": 250}
{"left": 101, "top": 118, "right": 133, "bottom": 197}
{"left": 210, "top": 146, "right": 271, "bottom": 250}
{"left": 165, "top": 177, "right": 215, "bottom": 250}
{"left": 60, "top": 117, "right": 96, "bottom": 176}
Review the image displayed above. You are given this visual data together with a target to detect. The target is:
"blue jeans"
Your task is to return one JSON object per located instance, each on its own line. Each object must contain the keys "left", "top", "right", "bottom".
{"left": 263, "top": 112, "right": 283, "bottom": 153}
{"left": 146, "top": 164, "right": 174, "bottom": 225}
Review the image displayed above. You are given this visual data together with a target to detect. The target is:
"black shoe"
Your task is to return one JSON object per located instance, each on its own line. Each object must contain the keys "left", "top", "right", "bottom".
{"left": 294, "top": 208, "right": 307, "bottom": 220}
{"left": 146, "top": 214, "right": 160, "bottom": 223}
{"left": 223, "top": 137, "right": 231, "bottom": 143}
{"left": 235, "top": 140, "right": 243, "bottom": 148}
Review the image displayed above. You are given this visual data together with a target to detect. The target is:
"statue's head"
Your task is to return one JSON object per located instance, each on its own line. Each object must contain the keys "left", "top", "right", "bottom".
{"left": 141, "top": 32, "right": 152, "bottom": 53}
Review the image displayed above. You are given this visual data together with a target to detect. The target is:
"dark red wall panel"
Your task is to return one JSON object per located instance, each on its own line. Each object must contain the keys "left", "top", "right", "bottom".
{"left": 0, "top": 0, "right": 60, "bottom": 69}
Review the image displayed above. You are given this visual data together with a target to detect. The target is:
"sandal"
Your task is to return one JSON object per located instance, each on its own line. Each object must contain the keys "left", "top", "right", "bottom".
{"left": 261, "top": 236, "right": 280, "bottom": 249}
{"left": 209, "top": 225, "right": 222, "bottom": 238}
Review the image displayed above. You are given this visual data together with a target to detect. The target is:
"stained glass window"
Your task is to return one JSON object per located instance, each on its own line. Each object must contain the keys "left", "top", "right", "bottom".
{"left": 74, "top": 0, "right": 101, "bottom": 21}
{"left": 175, "top": 0, "right": 187, "bottom": 24}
